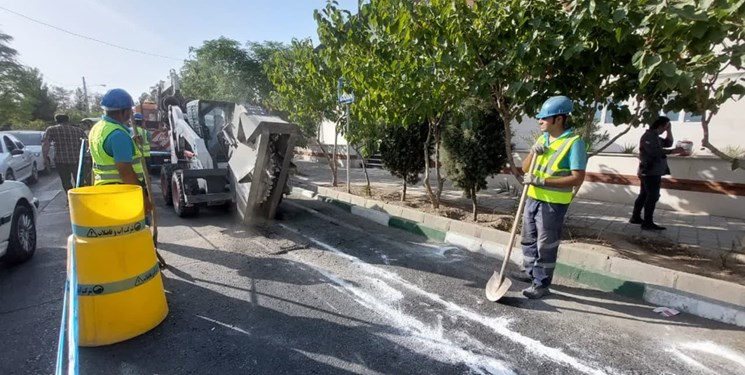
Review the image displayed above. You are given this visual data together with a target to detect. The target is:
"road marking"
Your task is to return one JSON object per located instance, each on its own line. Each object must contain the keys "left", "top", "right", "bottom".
{"left": 195, "top": 314, "right": 251, "bottom": 336}
{"left": 292, "top": 349, "right": 388, "bottom": 375}
{"left": 277, "top": 223, "right": 609, "bottom": 375}
{"left": 668, "top": 349, "right": 718, "bottom": 375}
{"left": 679, "top": 342, "right": 745, "bottom": 369}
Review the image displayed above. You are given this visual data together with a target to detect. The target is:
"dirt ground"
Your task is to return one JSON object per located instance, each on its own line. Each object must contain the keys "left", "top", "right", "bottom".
{"left": 331, "top": 184, "right": 745, "bottom": 286}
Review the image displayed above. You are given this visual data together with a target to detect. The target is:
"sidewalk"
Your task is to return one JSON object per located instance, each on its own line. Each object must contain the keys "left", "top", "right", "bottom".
{"left": 293, "top": 160, "right": 745, "bottom": 256}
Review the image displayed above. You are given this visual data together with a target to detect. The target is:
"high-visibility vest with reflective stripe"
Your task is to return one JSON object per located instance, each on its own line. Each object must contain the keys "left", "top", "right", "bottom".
{"left": 136, "top": 126, "right": 151, "bottom": 156}
{"left": 89, "top": 119, "right": 145, "bottom": 185}
{"left": 527, "top": 133, "right": 581, "bottom": 205}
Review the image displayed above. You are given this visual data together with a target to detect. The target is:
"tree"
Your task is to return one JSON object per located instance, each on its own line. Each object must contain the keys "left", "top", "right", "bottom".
{"left": 0, "top": 30, "right": 22, "bottom": 125}
{"left": 180, "top": 37, "right": 286, "bottom": 106}
{"left": 315, "top": 0, "right": 465, "bottom": 209}
{"left": 379, "top": 122, "right": 430, "bottom": 201}
{"left": 442, "top": 98, "right": 508, "bottom": 221}
{"left": 266, "top": 38, "right": 343, "bottom": 186}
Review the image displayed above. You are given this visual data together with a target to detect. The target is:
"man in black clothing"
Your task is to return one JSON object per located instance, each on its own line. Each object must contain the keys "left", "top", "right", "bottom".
{"left": 630, "top": 116, "right": 684, "bottom": 230}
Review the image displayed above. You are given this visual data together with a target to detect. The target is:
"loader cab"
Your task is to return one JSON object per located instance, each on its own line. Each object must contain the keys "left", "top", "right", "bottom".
{"left": 184, "top": 100, "right": 236, "bottom": 164}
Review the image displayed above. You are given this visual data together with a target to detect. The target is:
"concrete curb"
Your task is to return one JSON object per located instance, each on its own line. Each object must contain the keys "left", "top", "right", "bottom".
{"left": 291, "top": 185, "right": 745, "bottom": 327}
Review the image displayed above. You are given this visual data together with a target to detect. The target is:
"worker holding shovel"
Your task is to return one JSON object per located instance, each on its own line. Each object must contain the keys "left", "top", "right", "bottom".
{"left": 512, "top": 96, "right": 587, "bottom": 299}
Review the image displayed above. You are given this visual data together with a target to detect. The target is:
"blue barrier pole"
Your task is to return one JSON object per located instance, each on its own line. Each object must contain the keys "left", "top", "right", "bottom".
{"left": 54, "top": 279, "right": 67, "bottom": 375}
{"left": 56, "top": 139, "right": 87, "bottom": 374}
{"left": 67, "top": 139, "right": 85, "bottom": 375}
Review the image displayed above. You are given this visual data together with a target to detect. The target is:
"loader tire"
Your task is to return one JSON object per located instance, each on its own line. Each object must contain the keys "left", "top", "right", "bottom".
{"left": 171, "top": 170, "right": 199, "bottom": 218}
{"left": 161, "top": 164, "right": 175, "bottom": 206}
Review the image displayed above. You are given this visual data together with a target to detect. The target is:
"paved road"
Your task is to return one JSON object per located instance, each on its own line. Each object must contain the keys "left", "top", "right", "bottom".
{"left": 1, "top": 172, "right": 744, "bottom": 374}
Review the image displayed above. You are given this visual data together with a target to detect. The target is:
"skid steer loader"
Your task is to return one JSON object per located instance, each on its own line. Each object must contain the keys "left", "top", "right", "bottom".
{"left": 158, "top": 98, "right": 299, "bottom": 222}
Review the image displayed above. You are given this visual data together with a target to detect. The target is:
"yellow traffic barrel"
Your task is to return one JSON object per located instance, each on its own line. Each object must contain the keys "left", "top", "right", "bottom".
{"left": 67, "top": 184, "right": 168, "bottom": 347}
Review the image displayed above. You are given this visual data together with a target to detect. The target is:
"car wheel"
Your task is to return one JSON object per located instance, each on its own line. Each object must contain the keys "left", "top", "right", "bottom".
{"left": 28, "top": 163, "right": 39, "bottom": 184}
{"left": 5, "top": 169, "right": 15, "bottom": 181}
{"left": 2, "top": 204, "right": 36, "bottom": 264}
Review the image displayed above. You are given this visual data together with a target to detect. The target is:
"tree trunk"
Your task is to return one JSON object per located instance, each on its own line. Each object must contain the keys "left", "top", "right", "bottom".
{"left": 434, "top": 125, "right": 444, "bottom": 204}
{"left": 423, "top": 121, "right": 439, "bottom": 209}
{"left": 402, "top": 179, "right": 407, "bottom": 202}
{"left": 351, "top": 144, "right": 371, "bottom": 196}
{"left": 423, "top": 117, "right": 445, "bottom": 209}
{"left": 471, "top": 188, "right": 478, "bottom": 222}
{"left": 491, "top": 95, "right": 520, "bottom": 179}
{"left": 313, "top": 139, "right": 337, "bottom": 186}
{"left": 701, "top": 113, "right": 744, "bottom": 171}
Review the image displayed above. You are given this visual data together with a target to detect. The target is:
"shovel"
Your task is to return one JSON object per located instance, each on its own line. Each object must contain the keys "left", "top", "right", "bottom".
{"left": 485, "top": 156, "right": 538, "bottom": 302}
{"left": 132, "top": 112, "right": 167, "bottom": 269}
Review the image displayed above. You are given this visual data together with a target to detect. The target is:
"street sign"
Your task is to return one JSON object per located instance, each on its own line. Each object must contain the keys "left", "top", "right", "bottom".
{"left": 338, "top": 77, "right": 355, "bottom": 104}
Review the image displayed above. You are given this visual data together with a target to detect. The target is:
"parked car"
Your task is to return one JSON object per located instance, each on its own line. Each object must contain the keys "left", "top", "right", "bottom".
{"left": 0, "top": 172, "right": 38, "bottom": 264}
{"left": 0, "top": 132, "right": 38, "bottom": 184}
{"left": 5, "top": 130, "right": 49, "bottom": 172}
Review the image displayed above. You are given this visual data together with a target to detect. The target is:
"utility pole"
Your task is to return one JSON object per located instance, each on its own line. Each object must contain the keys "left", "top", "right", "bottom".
{"left": 346, "top": 103, "right": 350, "bottom": 193}
{"left": 82, "top": 76, "right": 89, "bottom": 113}
{"left": 337, "top": 77, "right": 354, "bottom": 194}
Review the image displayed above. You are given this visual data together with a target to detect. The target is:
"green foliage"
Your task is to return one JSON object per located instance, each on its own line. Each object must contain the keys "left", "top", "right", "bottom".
{"left": 180, "top": 37, "right": 286, "bottom": 106}
{"left": 379, "top": 122, "right": 430, "bottom": 199}
{"left": 632, "top": 0, "right": 745, "bottom": 168}
{"left": 442, "top": 98, "right": 508, "bottom": 219}
{"left": 266, "top": 38, "right": 339, "bottom": 140}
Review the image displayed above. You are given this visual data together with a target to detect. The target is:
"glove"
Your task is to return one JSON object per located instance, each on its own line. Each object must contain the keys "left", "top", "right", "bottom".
{"left": 530, "top": 142, "right": 547, "bottom": 155}
{"left": 523, "top": 175, "right": 545, "bottom": 186}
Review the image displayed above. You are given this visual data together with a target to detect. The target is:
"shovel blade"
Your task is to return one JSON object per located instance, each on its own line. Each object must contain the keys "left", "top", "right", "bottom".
{"left": 485, "top": 271, "right": 512, "bottom": 302}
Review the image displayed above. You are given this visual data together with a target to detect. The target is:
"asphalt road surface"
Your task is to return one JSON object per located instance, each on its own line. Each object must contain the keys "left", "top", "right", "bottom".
{"left": 1, "top": 172, "right": 744, "bottom": 375}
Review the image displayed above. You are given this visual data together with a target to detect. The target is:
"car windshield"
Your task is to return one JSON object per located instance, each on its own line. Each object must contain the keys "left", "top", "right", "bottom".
{"left": 10, "top": 132, "right": 42, "bottom": 146}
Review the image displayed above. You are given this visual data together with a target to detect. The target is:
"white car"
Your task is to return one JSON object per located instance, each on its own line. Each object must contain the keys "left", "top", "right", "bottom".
{"left": 6, "top": 130, "right": 48, "bottom": 172}
{"left": 0, "top": 172, "right": 38, "bottom": 264}
{"left": 0, "top": 132, "right": 39, "bottom": 184}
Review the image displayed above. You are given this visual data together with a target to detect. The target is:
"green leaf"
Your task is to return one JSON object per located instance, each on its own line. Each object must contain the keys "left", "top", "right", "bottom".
{"left": 632, "top": 51, "right": 645, "bottom": 69}
{"left": 612, "top": 8, "right": 627, "bottom": 23}
{"left": 643, "top": 54, "right": 663, "bottom": 70}
{"left": 660, "top": 62, "right": 677, "bottom": 77}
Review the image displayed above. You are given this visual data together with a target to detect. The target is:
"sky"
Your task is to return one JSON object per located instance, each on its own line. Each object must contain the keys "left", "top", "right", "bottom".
{"left": 0, "top": 0, "right": 358, "bottom": 99}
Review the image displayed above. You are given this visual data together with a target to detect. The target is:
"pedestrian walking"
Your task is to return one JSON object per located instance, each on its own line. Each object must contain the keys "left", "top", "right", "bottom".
{"left": 511, "top": 96, "right": 588, "bottom": 299}
{"left": 629, "top": 116, "right": 685, "bottom": 230}
{"left": 42, "top": 114, "right": 89, "bottom": 192}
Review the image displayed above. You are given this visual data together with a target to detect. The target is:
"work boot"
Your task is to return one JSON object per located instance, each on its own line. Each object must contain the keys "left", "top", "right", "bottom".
{"left": 641, "top": 222, "right": 666, "bottom": 231}
{"left": 629, "top": 216, "right": 643, "bottom": 224}
{"left": 522, "top": 285, "right": 551, "bottom": 299}
{"left": 509, "top": 271, "right": 532, "bottom": 283}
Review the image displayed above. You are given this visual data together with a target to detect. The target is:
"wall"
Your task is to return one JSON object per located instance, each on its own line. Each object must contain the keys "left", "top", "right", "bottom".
{"left": 296, "top": 118, "right": 361, "bottom": 167}
{"left": 499, "top": 152, "right": 745, "bottom": 219}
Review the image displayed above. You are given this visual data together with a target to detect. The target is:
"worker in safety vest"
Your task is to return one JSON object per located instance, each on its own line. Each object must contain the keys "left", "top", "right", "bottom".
{"left": 512, "top": 95, "right": 587, "bottom": 299}
{"left": 88, "top": 88, "right": 151, "bottom": 213}
{"left": 132, "top": 112, "right": 151, "bottom": 169}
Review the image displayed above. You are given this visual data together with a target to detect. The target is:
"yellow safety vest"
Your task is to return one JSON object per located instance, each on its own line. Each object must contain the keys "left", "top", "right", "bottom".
{"left": 136, "top": 126, "right": 151, "bottom": 156}
{"left": 89, "top": 119, "right": 145, "bottom": 186}
{"left": 527, "top": 133, "right": 581, "bottom": 205}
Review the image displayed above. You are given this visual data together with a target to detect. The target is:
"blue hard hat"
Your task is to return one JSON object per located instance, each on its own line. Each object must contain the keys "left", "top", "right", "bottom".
{"left": 100, "top": 88, "right": 134, "bottom": 111}
{"left": 133, "top": 112, "right": 144, "bottom": 121}
{"left": 536, "top": 95, "right": 573, "bottom": 119}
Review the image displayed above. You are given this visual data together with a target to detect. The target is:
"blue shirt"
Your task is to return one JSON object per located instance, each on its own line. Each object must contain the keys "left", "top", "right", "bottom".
{"left": 541, "top": 129, "right": 587, "bottom": 171}
{"left": 101, "top": 116, "right": 134, "bottom": 163}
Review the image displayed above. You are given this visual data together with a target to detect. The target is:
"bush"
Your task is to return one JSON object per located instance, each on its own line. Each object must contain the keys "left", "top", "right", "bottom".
{"left": 379, "top": 122, "right": 431, "bottom": 201}
{"left": 442, "top": 99, "right": 508, "bottom": 220}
